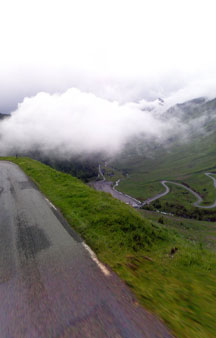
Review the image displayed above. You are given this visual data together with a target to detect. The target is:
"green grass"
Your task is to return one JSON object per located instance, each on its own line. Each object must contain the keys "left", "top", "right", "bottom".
{"left": 2, "top": 157, "right": 216, "bottom": 338}
{"left": 139, "top": 209, "right": 216, "bottom": 252}
{"left": 112, "top": 132, "right": 216, "bottom": 219}
{"left": 142, "top": 182, "right": 216, "bottom": 221}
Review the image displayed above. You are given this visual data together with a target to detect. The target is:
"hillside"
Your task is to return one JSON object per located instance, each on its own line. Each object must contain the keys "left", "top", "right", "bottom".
{"left": 1, "top": 157, "right": 216, "bottom": 338}
{"left": 111, "top": 97, "right": 216, "bottom": 219}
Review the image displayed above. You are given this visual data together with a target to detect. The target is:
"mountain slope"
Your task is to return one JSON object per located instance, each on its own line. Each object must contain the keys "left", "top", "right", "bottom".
{"left": 1, "top": 156, "right": 216, "bottom": 338}
{"left": 111, "top": 97, "right": 216, "bottom": 219}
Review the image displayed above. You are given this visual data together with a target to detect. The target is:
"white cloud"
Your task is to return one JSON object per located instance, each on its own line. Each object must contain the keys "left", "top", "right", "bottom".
{"left": 0, "top": 0, "right": 215, "bottom": 156}
{"left": 0, "top": 0, "right": 216, "bottom": 112}
{"left": 0, "top": 88, "right": 184, "bottom": 157}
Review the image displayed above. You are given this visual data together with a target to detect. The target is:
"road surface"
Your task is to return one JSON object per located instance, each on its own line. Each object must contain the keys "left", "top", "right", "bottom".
{"left": 142, "top": 173, "right": 216, "bottom": 209}
{"left": 94, "top": 165, "right": 141, "bottom": 207}
{"left": 98, "top": 164, "right": 105, "bottom": 181}
{"left": 93, "top": 180, "right": 141, "bottom": 208}
{"left": 97, "top": 164, "right": 216, "bottom": 210}
{"left": 0, "top": 161, "right": 172, "bottom": 338}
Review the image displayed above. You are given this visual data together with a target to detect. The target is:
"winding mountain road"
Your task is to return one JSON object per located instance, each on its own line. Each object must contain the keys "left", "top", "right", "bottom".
{"left": 142, "top": 173, "right": 216, "bottom": 209}
{"left": 94, "top": 165, "right": 141, "bottom": 207}
{"left": 95, "top": 165, "right": 216, "bottom": 210}
{"left": 93, "top": 180, "right": 141, "bottom": 207}
{"left": 0, "top": 161, "right": 172, "bottom": 338}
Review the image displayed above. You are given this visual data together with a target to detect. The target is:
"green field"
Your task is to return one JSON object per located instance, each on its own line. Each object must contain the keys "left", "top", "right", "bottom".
{"left": 1, "top": 157, "right": 216, "bottom": 338}
{"left": 111, "top": 130, "right": 216, "bottom": 220}
{"left": 142, "top": 182, "right": 216, "bottom": 221}
{"left": 139, "top": 209, "right": 216, "bottom": 252}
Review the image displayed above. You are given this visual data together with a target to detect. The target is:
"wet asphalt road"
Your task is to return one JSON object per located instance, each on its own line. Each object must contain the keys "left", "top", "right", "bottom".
{"left": 0, "top": 161, "right": 173, "bottom": 338}
{"left": 96, "top": 165, "right": 141, "bottom": 208}
{"left": 93, "top": 180, "right": 141, "bottom": 208}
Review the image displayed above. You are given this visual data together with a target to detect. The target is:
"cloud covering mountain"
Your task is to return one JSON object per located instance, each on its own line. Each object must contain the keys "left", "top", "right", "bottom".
{"left": 1, "top": 87, "right": 213, "bottom": 159}
{"left": 0, "top": 0, "right": 216, "bottom": 158}
{"left": 0, "top": 88, "right": 189, "bottom": 158}
{"left": 1, "top": 0, "right": 216, "bottom": 113}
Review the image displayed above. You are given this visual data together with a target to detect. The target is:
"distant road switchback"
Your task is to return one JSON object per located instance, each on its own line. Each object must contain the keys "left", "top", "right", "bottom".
{"left": 0, "top": 161, "right": 172, "bottom": 337}
{"left": 96, "top": 164, "right": 216, "bottom": 210}
{"left": 142, "top": 173, "right": 216, "bottom": 209}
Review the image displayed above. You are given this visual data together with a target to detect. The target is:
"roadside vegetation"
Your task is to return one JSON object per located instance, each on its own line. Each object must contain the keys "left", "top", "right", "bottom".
{"left": 112, "top": 131, "right": 216, "bottom": 220}
{"left": 140, "top": 209, "right": 216, "bottom": 252}
{"left": 1, "top": 157, "right": 216, "bottom": 338}
{"left": 143, "top": 183, "right": 216, "bottom": 221}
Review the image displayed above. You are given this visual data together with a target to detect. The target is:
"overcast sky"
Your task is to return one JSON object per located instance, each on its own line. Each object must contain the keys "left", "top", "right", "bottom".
{"left": 1, "top": 0, "right": 216, "bottom": 113}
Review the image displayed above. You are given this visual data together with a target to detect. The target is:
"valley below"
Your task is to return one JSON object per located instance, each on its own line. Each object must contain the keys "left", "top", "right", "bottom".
{"left": 1, "top": 97, "right": 216, "bottom": 338}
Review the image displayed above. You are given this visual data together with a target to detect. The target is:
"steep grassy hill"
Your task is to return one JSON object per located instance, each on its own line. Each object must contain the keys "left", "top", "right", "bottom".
{"left": 1, "top": 157, "right": 216, "bottom": 338}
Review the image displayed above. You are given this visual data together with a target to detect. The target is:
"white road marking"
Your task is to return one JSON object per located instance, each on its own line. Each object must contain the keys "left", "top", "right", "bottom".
{"left": 82, "top": 242, "right": 110, "bottom": 277}
{"left": 45, "top": 198, "right": 57, "bottom": 210}
{"left": 44, "top": 195, "right": 109, "bottom": 276}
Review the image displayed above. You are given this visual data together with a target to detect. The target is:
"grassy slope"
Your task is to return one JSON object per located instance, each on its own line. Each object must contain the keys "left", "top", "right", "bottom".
{"left": 114, "top": 133, "right": 216, "bottom": 199}
{"left": 111, "top": 132, "right": 216, "bottom": 220}
{"left": 140, "top": 209, "right": 216, "bottom": 252}
{"left": 2, "top": 157, "right": 216, "bottom": 338}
